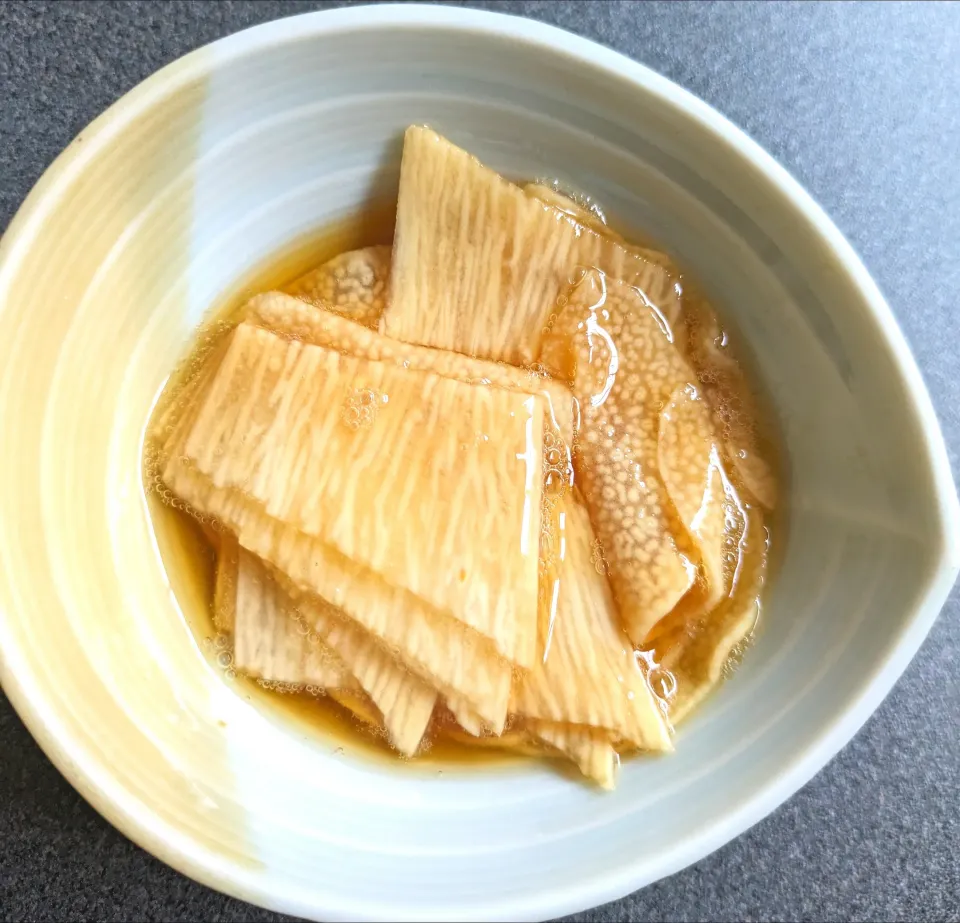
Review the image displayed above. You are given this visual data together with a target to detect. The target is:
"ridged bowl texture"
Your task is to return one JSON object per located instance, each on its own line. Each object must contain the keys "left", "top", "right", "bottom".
{"left": 0, "top": 6, "right": 957, "bottom": 922}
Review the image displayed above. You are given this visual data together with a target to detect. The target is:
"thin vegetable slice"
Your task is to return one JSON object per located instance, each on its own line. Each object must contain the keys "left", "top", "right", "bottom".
{"left": 186, "top": 322, "right": 542, "bottom": 669}
{"left": 209, "top": 523, "right": 434, "bottom": 754}
{"left": 382, "top": 126, "right": 679, "bottom": 365}
{"left": 523, "top": 184, "right": 687, "bottom": 340}
{"left": 213, "top": 536, "right": 428, "bottom": 753}
{"left": 147, "top": 327, "right": 233, "bottom": 446}
{"left": 444, "top": 695, "right": 487, "bottom": 737}
{"left": 247, "top": 291, "right": 575, "bottom": 447}
{"left": 527, "top": 721, "right": 620, "bottom": 791}
{"left": 162, "top": 457, "right": 511, "bottom": 734}
{"left": 329, "top": 689, "right": 382, "bottom": 728}
{"left": 511, "top": 495, "right": 672, "bottom": 752}
{"left": 441, "top": 722, "right": 540, "bottom": 756}
{"left": 213, "top": 535, "right": 239, "bottom": 633}
{"left": 439, "top": 711, "right": 620, "bottom": 788}
{"left": 682, "top": 287, "right": 778, "bottom": 509}
{"left": 540, "top": 269, "right": 702, "bottom": 642}
{"left": 160, "top": 336, "right": 502, "bottom": 749}
{"left": 657, "top": 383, "right": 732, "bottom": 620}
{"left": 154, "top": 311, "right": 516, "bottom": 732}
{"left": 230, "top": 542, "right": 355, "bottom": 690}
{"left": 655, "top": 505, "right": 768, "bottom": 724}
{"left": 285, "top": 245, "right": 391, "bottom": 329}
{"left": 271, "top": 573, "right": 437, "bottom": 756}
{"left": 523, "top": 183, "right": 617, "bottom": 239}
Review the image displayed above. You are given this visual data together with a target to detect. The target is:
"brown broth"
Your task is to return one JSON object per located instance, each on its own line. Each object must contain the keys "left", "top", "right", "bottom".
{"left": 145, "top": 202, "right": 534, "bottom": 771}
{"left": 143, "top": 195, "right": 783, "bottom": 778}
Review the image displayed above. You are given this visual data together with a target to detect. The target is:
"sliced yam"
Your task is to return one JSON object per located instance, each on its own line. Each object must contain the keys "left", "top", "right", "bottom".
{"left": 149, "top": 387, "right": 187, "bottom": 447}
{"left": 523, "top": 183, "right": 677, "bottom": 261}
{"left": 523, "top": 183, "right": 685, "bottom": 331}
{"left": 215, "top": 535, "right": 375, "bottom": 718}
{"left": 275, "top": 582, "right": 437, "bottom": 757}
{"left": 155, "top": 332, "right": 232, "bottom": 478}
{"left": 213, "top": 537, "right": 239, "bottom": 633}
{"left": 441, "top": 712, "right": 620, "bottom": 788}
{"left": 147, "top": 328, "right": 233, "bottom": 446}
{"left": 523, "top": 183, "right": 617, "bottom": 239}
{"left": 540, "top": 270, "right": 701, "bottom": 643}
{"left": 162, "top": 456, "right": 511, "bottom": 734}
{"left": 527, "top": 721, "right": 620, "bottom": 791}
{"left": 147, "top": 331, "right": 230, "bottom": 515}
{"left": 231, "top": 544, "right": 355, "bottom": 690}
{"left": 220, "top": 537, "right": 436, "bottom": 756}
{"left": 155, "top": 346, "right": 455, "bottom": 751}
{"left": 186, "top": 322, "right": 542, "bottom": 669}
{"left": 511, "top": 495, "right": 672, "bottom": 752}
{"left": 683, "top": 288, "right": 778, "bottom": 509}
{"left": 284, "top": 245, "right": 391, "bottom": 329}
{"left": 644, "top": 456, "right": 749, "bottom": 648}
{"left": 329, "top": 688, "right": 382, "bottom": 728}
{"left": 656, "top": 506, "right": 768, "bottom": 724}
{"left": 441, "top": 723, "right": 540, "bottom": 756}
{"left": 444, "top": 695, "right": 487, "bottom": 737}
{"left": 268, "top": 527, "right": 512, "bottom": 736}
{"left": 382, "top": 126, "right": 679, "bottom": 365}
{"left": 164, "top": 464, "right": 456, "bottom": 755}
{"left": 658, "top": 384, "right": 732, "bottom": 619}
{"left": 246, "top": 291, "right": 576, "bottom": 447}
{"left": 728, "top": 450, "right": 777, "bottom": 512}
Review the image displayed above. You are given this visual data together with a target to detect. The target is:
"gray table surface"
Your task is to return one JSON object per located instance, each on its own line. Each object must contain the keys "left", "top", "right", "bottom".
{"left": 2, "top": 1, "right": 958, "bottom": 921}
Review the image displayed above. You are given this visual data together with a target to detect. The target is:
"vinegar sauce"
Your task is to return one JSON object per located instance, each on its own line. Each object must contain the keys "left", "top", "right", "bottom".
{"left": 143, "top": 133, "right": 781, "bottom": 790}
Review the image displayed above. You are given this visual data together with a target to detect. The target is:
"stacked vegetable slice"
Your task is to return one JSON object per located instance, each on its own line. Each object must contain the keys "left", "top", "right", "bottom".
{"left": 153, "top": 126, "right": 775, "bottom": 788}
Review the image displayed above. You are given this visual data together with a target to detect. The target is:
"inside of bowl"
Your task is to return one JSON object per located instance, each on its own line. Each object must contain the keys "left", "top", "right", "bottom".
{"left": 0, "top": 12, "right": 953, "bottom": 921}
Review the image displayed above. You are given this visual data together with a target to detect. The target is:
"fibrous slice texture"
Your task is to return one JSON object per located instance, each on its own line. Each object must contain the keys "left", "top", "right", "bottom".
{"left": 166, "top": 459, "right": 438, "bottom": 754}
{"left": 285, "top": 245, "right": 392, "bottom": 329}
{"left": 190, "top": 356, "right": 436, "bottom": 750}
{"left": 184, "top": 321, "right": 543, "bottom": 669}
{"left": 540, "top": 269, "right": 731, "bottom": 644}
{"left": 148, "top": 331, "right": 232, "bottom": 449}
{"left": 227, "top": 538, "right": 356, "bottom": 690}
{"left": 441, "top": 722, "right": 541, "bottom": 756}
{"left": 219, "top": 539, "right": 387, "bottom": 736}
{"left": 657, "top": 384, "right": 731, "bottom": 621}
{"left": 166, "top": 460, "right": 511, "bottom": 736}
{"left": 246, "top": 291, "right": 576, "bottom": 447}
{"left": 158, "top": 336, "right": 439, "bottom": 755}
{"left": 329, "top": 688, "right": 382, "bottom": 729}
{"left": 271, "top": 570, "right": 438, "bottom": 756}
{"left": 159, "top": 322, "right": 523, "bottom": 737}
{"left": 522, "top": 183, "right": 618, "bottom": 239}
{"left": 522, "top": 183, "right": 682, "bottom": 305}
{"left": 527, "top": 722, "right": 620, "bottom": 791}
{"left": 655, "top": 505, "right": 768, "bottom": 724}
{"left": 682, "top": 287, "right": 778, "bottom": 509}
{"left": 382, "top": 126, "right": 679, "bottom": 365}
{"left": 511, "top": 494, "right": 672, "bottom": 753}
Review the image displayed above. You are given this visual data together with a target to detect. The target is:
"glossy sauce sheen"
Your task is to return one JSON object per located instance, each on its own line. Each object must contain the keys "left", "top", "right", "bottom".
{"left": 145, "top": 196, "right": 781, "bottom": 775}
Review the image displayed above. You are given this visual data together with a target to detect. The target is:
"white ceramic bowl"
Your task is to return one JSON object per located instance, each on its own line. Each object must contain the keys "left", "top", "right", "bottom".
{"left": 1, "top": 6, "right": 957, "bottom": 921}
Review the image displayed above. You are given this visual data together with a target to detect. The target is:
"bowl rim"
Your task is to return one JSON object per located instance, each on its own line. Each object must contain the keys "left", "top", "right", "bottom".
{"left": 1, "top": 4, "right": 958, "bottom": 921}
